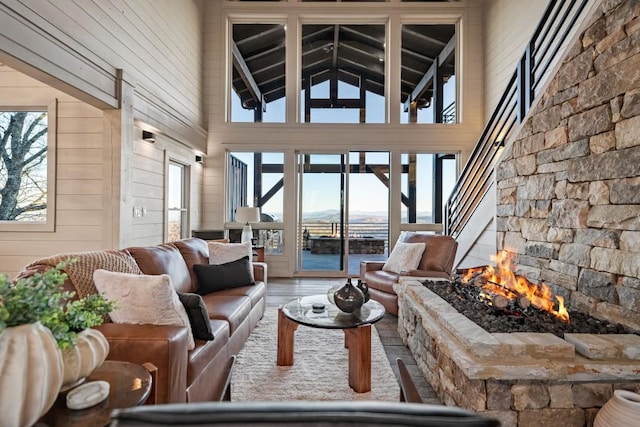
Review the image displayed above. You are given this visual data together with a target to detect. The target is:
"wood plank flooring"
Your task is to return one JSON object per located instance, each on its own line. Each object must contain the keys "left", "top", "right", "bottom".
{"left": 266, "top": 278, "right": 440, "bottom": 404}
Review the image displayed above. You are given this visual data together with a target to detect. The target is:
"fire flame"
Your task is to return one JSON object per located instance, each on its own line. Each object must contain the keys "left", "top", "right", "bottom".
{"left": 462, "top": 250, "right": 570, "bottom": 322}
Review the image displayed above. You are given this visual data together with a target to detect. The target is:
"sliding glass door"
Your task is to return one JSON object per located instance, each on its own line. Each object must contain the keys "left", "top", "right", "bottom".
{"left": 296, "top": 151, "right": 389, "bottom": 276}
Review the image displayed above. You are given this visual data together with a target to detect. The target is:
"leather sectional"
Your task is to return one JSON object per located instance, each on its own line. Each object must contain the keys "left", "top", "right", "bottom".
{"left": 16, "top": 237, "right": 266, "bottom": 404}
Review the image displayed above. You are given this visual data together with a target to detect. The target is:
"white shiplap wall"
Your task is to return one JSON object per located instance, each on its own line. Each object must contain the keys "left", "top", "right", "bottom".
{"left": 130, "top": 131, "right": 205, "bottom": 247}
{"left": 482, "top": 0, "right": 549, "bottom": 116}
{"left": 0, "top": 65, "right": 106, "bottom": 278}
{"left": 0, "top": 0, "right": 206, "bottom": 150}
{"left": 0, "top": 65, "right": 205, "bottom": 277}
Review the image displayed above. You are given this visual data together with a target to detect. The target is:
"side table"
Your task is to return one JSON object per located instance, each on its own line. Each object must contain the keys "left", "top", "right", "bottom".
{"left": 253, "top": 245, "right": 265, "bottom": 262}
{"left": 36, "top": 360, "right": 153, "bottom": 427}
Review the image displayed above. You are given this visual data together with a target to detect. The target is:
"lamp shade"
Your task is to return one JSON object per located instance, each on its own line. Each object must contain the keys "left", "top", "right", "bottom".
{"left": 235, "top": 207, "right": 260, "bottom": 224}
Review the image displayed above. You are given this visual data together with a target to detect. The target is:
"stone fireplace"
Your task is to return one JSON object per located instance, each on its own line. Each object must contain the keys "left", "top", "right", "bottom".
{"left": 396, "top": 280, "right": 640, "bottom": 427}
{"left": 494, "top": 0, "right": 640, "bottom": 332}
{"left": 395, "top": 1, "right": 640, "bottom": 425}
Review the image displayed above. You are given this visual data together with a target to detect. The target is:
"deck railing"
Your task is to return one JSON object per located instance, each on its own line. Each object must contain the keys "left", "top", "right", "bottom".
{"left": 444, "top": 0, "right": 593, "bottom": 237}
{"left": 301, "top": 222, "right": 389, "bottom": 252}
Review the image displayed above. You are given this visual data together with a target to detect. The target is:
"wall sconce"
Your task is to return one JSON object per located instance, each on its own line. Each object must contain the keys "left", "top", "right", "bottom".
{"left": 142, "top": 130, "right": 155, "bottom": 143}
{"left": 195, "top": 155, "right": 204, "bottom": 164}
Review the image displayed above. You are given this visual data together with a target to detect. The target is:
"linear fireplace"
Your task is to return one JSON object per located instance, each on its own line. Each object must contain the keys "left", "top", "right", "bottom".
{"left": 396, "top": 279, "right": 640, "bottom": 427}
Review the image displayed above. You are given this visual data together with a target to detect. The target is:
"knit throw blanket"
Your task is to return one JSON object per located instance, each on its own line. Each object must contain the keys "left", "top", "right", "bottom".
{"left": 26, "top": 250, "right": 143, "bottom": 299}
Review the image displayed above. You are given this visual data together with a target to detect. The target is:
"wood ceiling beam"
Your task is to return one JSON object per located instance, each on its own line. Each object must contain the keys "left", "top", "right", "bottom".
{"left": 232, "top": 41, "right": 264, "bottom": 108}
{"left": 403, "top": 35, "right": 455, "bottom": 112}
{"left": 403, "top": 27, "right": 447, "bottom": 47}
{"left": 235, "top": 26, "right": 282, "bottom": 47}
{"left": 341, "top": 26, "right": 384, "bottom": 46}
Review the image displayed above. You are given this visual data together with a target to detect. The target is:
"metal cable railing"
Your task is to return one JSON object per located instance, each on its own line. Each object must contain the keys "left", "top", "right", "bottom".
{"left": 444, "top": 0, "right": 593, "bottom": 237}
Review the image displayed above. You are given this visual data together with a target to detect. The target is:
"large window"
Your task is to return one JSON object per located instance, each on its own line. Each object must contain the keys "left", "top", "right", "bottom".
{"left": 227, "top": 151, "right": 284, "bottom": 255}
{"left": 228, "top": 11, "right": 460, "bottom": 126}
{"left": 0, "top": 101, "right": 56, "bottom": 231}
{"left": 401, "top": 153, "right": 456, "bottom": 224}
{"left": 167, "top": 161, "right": 189, "bottom": 242}
{"left": 231, "top": 24, "right": 286, "bottom": 123}
{"left": 400, "top": 24, "right": 456, "bottom": 124}
{"left": 301, "top": 24, "right": 385, "bottom": 123}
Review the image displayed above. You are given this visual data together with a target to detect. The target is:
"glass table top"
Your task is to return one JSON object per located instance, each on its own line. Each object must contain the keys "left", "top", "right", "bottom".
{"left": 281, "top": 294, "right": 385, "bottom": 329}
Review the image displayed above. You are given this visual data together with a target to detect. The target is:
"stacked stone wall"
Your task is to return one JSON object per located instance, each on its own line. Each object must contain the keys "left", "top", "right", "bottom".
{"left": 496, "top": 0, "right": 640, "bottom": 330}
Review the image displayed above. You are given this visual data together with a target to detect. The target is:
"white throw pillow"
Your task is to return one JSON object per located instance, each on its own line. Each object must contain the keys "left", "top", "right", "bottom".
{"left": 207, "top": 241, "right": 252, "bottom": 265}
{"left": 382, "top": 242, "right": 426, "bottom": 274}
{"left": 93, "top": 269, "right": 195, "bottom": 350}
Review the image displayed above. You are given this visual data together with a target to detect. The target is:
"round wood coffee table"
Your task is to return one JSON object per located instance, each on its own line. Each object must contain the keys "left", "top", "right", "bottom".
{"left": 277, "top": 294, "right": 385, "bottom": 393}
{"left": 37, "top": 360, "right": 152, "bottom": 427}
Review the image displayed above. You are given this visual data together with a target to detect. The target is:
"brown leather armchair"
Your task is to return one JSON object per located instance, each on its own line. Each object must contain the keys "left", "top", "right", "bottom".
{"left": 360, "top": 233, "right": 457, "bottom": 315}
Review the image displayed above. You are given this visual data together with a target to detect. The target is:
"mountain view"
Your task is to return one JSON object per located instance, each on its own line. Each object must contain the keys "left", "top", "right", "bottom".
{"left": 266, "top": 209, "right": 433, "bottom": 223}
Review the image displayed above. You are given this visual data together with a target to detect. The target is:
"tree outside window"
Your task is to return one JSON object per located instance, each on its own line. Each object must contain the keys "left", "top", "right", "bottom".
{"left": 0, "top": 110, "right": 49, "bottom": 223}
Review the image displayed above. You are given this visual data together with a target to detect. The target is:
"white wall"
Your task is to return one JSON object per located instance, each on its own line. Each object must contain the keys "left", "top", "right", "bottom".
{"left": 0, "top": 65, "right": 108, "bottom": 278}
{"left": 203, "top": 1, "right": 485, "bottom": 276}
{"left": 130, "top": 131, "right": 205, "bottom": 247}
{"left": 0, "top": 1, "right": 207, "bottom": 276}
{"left": 0, "top": 0, "right": 206, "bottom": 150}
{"left": 482, "top": 0, "right": 549, "bottom": 116}
{"left": 0, "top": 65, "right": 204, "bottom": 277}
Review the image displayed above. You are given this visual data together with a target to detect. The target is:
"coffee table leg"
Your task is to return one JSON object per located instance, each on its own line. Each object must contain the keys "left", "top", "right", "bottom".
{"left": 277, "top": 308, "right": 298, "bottom": 366}
{"left": 344, "top": 324, "right": 372, "bottom": 393}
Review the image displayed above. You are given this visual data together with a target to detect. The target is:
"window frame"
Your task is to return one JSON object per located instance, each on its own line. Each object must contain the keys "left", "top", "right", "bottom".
{"left": 0, "top": 99, "right": 57, "bottom": 232}
{"left": 166, "top": 159, "right": 190, "bottom": 242}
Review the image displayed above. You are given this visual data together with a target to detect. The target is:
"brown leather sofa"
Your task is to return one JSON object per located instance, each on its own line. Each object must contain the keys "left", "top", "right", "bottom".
{"left": 360, "top": 233, "right": 457, "bottom": 315}
{"left": 16, "top": 237, "right": 266, "bottom": 405}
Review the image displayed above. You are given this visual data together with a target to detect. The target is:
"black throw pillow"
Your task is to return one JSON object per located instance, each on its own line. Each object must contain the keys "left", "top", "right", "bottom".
{"left": 193, "top": 256, "right": 255, "bottom": 295}
{"left": 178, "top": 293, "right": 214, "bottom": 341}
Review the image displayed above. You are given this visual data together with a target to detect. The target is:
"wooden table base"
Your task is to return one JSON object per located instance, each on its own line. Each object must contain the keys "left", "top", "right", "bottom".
{"left": 276, "top": 308, "right": 372, "bottom": 392}
{"left": 277, "top": 308, "right": 298, "bottom": 366}
{"left": 344, "top": 325, "right": 372, "bottom": 393}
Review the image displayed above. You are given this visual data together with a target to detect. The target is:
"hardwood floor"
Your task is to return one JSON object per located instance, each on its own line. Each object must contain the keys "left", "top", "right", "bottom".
{"left": 266, "top": 277, "right": 440, "bottom": 404}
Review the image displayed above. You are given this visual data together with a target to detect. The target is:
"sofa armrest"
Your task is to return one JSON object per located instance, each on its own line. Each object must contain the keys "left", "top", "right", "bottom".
{"left": 96, "top": 323, "right": 189, "bottom": 404}
{"left": 360, "top": 261, "right": 385, "bottom": 277}
{"left": 253, "top": 262, "right": 267, "bottom": 284}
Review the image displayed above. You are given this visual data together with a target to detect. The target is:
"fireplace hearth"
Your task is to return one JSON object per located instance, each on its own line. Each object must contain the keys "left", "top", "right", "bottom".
{"left": 396, "top": 279, "right": 640, "bottom": 427}
{"left": 425, "top": 275, "right": 632, "bottom": 338}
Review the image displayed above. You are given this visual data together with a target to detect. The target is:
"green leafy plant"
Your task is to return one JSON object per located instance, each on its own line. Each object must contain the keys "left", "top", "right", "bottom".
{"left": 0, "top": 261, "right": 113, "bottom": 349}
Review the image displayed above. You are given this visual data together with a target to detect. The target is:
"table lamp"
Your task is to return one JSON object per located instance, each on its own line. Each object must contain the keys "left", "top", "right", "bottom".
{"left": 235, "top": 207, "right": 260, "bottom": 244}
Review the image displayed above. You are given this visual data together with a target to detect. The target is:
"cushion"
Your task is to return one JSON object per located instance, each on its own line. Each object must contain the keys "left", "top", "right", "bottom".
{"left": 126, "top": 244, "right": 192, "bottom": 293}
{"left": 171, "top": 239, "right": 210, "bottom": 290}
{"left": 178, "top": 293, "right": 214, "bottom": 341}
{"left": 93, "top": 269, "right": 195, "bottom": 350}
{"left": 208, "top": 241, "right": 252, "bottom": 265}
{"left": 399, "top": 232, "right": 458, "bottom": 273}
{"left": 382, "top": 242, "right": 426, "bottom": 274}
{"left": 194, "top": 256, "right": 255, "bottom": 295}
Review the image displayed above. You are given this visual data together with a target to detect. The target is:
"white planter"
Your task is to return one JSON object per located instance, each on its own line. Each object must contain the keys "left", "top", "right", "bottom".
{"left": 0, "top": 322, "right": 64, "bottom": 427}
{"left": 595, "top": 390, "right": 640, "bottom": 427}
{"left": 61, "top": 328, "right": 109, "bottom": 391}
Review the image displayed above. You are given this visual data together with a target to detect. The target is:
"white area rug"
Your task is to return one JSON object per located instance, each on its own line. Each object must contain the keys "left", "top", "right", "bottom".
{"left": 232, "top": 308, "right": 400, "bottom": 402}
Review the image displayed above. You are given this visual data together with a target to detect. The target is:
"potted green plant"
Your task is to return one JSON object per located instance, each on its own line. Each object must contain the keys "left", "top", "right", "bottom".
{"left": 0, "top": 261, "right": 114, "bottom": 426}
{"left": 0, "top": 262, "right": 69, "bottom": 427}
